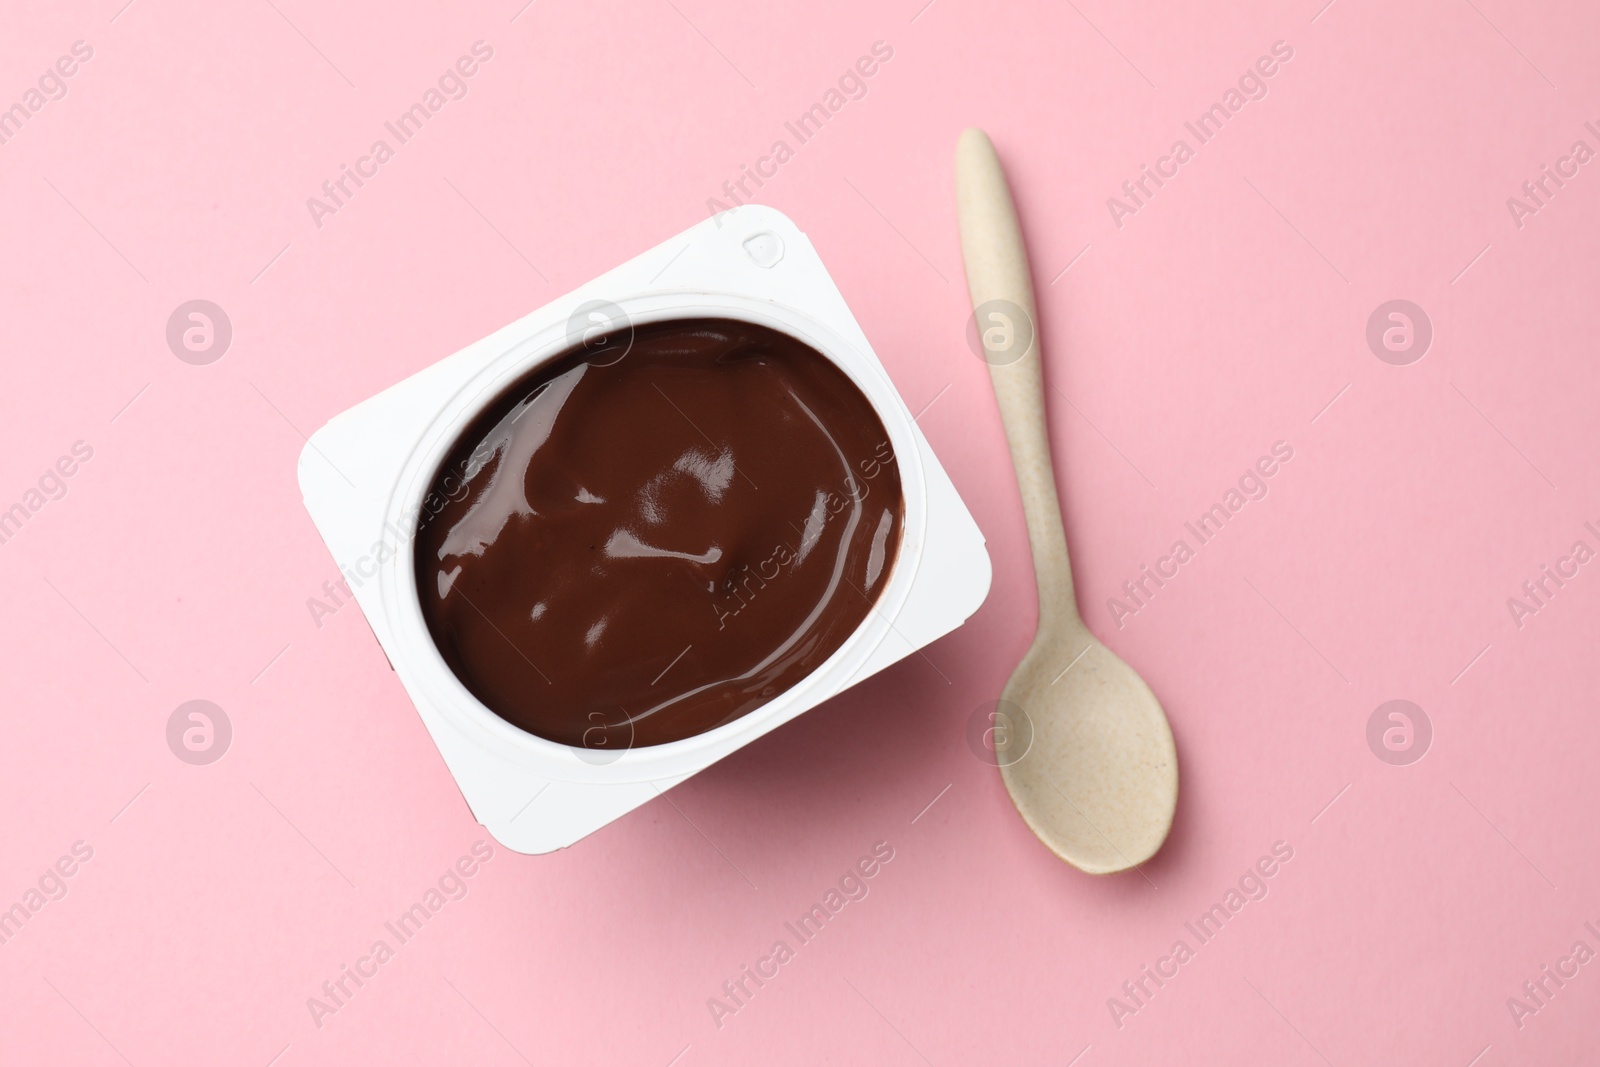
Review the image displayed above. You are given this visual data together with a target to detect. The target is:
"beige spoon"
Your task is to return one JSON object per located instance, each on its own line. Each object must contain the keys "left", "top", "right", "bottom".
{"left": 955, "top": 128, "right": 1177, "bottom": 874}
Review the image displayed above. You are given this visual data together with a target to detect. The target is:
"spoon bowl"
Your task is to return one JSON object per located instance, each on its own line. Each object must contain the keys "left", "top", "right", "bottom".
{"left": 997, "top": 622, "right": 1177, "bottom": 873}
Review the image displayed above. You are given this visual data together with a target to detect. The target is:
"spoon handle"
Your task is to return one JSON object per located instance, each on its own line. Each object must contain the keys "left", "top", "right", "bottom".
{"left": 955, "top": 128, "right": 1079, "bottom": 632}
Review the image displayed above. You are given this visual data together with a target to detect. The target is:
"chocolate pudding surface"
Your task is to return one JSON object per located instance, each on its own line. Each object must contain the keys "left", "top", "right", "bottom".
{"left": 415, "top": 317, "right": 903, "bottom": 749}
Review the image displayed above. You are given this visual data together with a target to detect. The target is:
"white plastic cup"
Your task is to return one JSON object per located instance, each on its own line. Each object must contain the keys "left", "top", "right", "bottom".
{"left": 300, "top": 207, "right": 991, "bottom": 853}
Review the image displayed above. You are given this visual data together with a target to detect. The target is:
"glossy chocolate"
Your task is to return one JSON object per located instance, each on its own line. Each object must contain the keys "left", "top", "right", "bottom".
{"left": 415, "top": 317, "right": 903, "bottom": 750}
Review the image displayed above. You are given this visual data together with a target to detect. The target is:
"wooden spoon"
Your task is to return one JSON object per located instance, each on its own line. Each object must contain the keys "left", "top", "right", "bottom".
{"left": 955, "top": 128, "right": 1177, "bottom": 874}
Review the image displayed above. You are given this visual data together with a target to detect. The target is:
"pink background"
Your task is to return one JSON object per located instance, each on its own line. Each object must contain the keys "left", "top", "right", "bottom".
{"left": 3, "top": 0, "right": 1598, "bottom": 1063}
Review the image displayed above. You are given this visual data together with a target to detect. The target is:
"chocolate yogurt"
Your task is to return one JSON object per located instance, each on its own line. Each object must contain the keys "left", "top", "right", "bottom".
{"left": 414, "top": 317, "right": 903, "bottom": 749}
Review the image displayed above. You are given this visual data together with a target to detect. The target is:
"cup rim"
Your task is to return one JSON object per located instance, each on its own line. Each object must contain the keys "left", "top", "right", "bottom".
{"left": 372, "top": 292, "right": 929, "bottom": 784}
